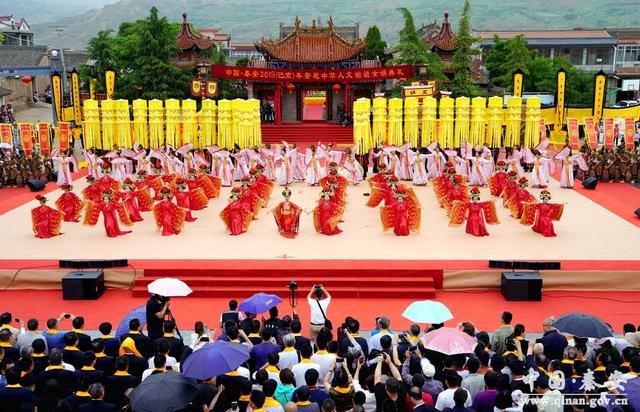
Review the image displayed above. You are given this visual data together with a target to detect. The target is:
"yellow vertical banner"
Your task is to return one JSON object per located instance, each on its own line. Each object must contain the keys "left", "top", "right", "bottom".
{"left": 132, "top": 99, "right": 148, "bottom": 147}
{"left": 148, "top": 99, "right": 164, "bottom": 149}
{"left": 352, "top": 98, "right": 371, "bottom": 154}
{"left": 512, "top": 68, "right": 524, "bottom": 98}
{"left": 470, "top": 97, "right": 486, "bottom": 147}
{"left": 51, "top": 72, "right": 62, "bottom": 124}
{"left": 164, "top": 99, "right": 180, "bottom": 148}
{"left": 182, "top": 99, "right": 197, "bottom": 146}
{"left": 420, "top": 97, "right": 437, "bottom": 146}
{"left": 115, "top": 99, "right": 131, "bottom": 148}
{"left": 249, "top": 98, "right": 262, "bottom": 148}
{"left": 403, "top": 97, "right": 419, "bottom": 147}
{"left": 387, "top": 98, "right": 403, "bottom": 146}
{"left": 551, "top": 68, "right": 567, "bottom": 145}
{"left": 592, "top": 70, "right": 607, "bottom": 124}
{"left": 372, "top": 97, "right": 387, "bottom": 148}
{"left": 454, "top": 96, "right": 470, "bottom": 148}
{"left": 82, "top": 99, "right": 101, "bottom": 149}
{"left": 438, "top": 97, "right": 454, "bottom": 148}
{"left": 217, "top": 99, "right": 232, "bottom": 148}
{"left": 505, "top": 96, "right": 522, "bottom": 147}
{"left": 105, "top": 68, "right": 116, "bottom": 100}
{"left": 100, "top": 99, "right": 115, "bottom": 150}
{"left": 524, "top": 97, "right": 541, "bottom": 148}
{"left": 486, "top": 97, "right": 504, "bottom": 148}
{"left": 71, "top": 69, "right": 82, "bottom": 123}
{"left": 200, "top": 99, "right": 216, "bottom": 148}
{"left": 231, "top": 99, "right": 244, "bottom": 149}
{"left": 89, "top": 78, "right": 97, "bottom": 101}
{"left": 359, "top": 98, "right": 372, "bottom": 152}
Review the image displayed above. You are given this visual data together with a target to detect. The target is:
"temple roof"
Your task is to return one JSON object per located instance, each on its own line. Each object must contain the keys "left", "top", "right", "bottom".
{"left": 176, "top": 12, "right": 215, "bottom": 51}
{"left": 423, "top": 13, "right": 457, "bottom": 52}
{"left": 256, "top": 17, "right": 365, "bottom": 64}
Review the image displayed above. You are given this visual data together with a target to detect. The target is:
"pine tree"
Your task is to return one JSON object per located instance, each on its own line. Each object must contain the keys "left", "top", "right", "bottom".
{"left": 493, "top": 35, "right": 536, "bottom": 87}
{"left": 450, "top": 0, "right": 482, "bottom": 97}
{"left": 363, "top": 25, "right": 388, "bottom": 64}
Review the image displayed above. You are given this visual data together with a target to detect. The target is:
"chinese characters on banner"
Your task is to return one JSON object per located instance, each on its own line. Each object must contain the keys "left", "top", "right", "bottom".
{"left": 567, "top": 118, "right": 580, "bottom": 149}
{"left": 624, "top": 118, "right": 635, "bottom": 150}
{"left": 210, "top": 65, "right": 414, "bottom": 83}
{"left": 58, "top": 122, "right": 71, "bottom": 151}
{"left": 18, "top": 123, "right": 34, "bottom": 156}
{"left": 583, "top": 117, "right": 598, "bottom": 149}
{"left": 0, "top": 123, "right": 12, "bottom": 145}
{"left": 603, "top": 118, "right": 614, "bottom": 149}
{"left": 37, "top": 123, "right": 51, "bottom": 155}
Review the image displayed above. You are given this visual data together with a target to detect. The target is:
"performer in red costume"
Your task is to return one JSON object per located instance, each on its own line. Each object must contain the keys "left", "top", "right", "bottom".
{"left": 240, "top": 177, "right": 264, "bottom": 219}
{"left": 506, "top": 177, "right": 535, "bottom": 218}
{"left": 220, "top": 187, "right": 253, "bottom": 236}
{"left": 152, "top": 187, "right": 186, "bottom": 236}
{"left": 521, "top": 190, "right": 565, "bottom": 237}
{"left": 501, "top": 170, "right": 519, "bottom": 207}
{"left": 82, "top": 176, "right": 101, "bottom": 203}
{"left": 272, "top": 186, "right": 302, "bottom": 238}
{"left": 55, "top": 184, "right": 83, "bottom": 222}
{"left": 133, "top": 170, "right": 154, "bottom": 212}
{"left": 449, "top": 186, "right": 500, "bottom": 237}
{"left": 313, "top": 189, "right": 342, "bottom": 235}
{"left": 31, "top": 195, "right": 63, "bottom": 238}
{"left": 83, "top": 190, "right": 132, "bottom": 238}
{"left": 120, "top": 178, "right": 144, "bottom": 222}
{"left": 433, "top": 165, "right": 457, "bottom": 208}
{"left": 442, "top": 174, "right": 469, "bottom": 216}
{"left": 173, "top": 178, "right": 199, "bottom": 222}
{"left": 97, "top": 162, "right": 119, "bottom": 192}
{"left": 195, "top": 164, "right": 221, "bottom": 198}
{"left": 380, "top": 185, "right": 421, "bottom": 236}
{"left": 487, "top": 160, "right": 509, "bottom": 197}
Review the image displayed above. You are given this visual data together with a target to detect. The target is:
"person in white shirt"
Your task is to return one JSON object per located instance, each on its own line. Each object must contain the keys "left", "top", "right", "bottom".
{"left": 279, "top": 334, "right": 300, "bottom": 371}
{"left": 310, "top": 333, "right": 336, "bottom": 386}
{"left": 307, "top": 285, "right": 331, "bottom": 343}
{"left": 292, "top": 345, "right": 320, "bottom": 387}
{"left": 434, "top": 374, "right": 472, "bottom": 410}
{"left": 352, "top": 356, "right": 376, "bottom": 412}
{"left": 368, "top": 317, "right": 393, "bottom": 353}
{"left": 142, "top": 354, "right": 168, "bottom": 381}
{"left": 148, "top": 340, "right": 177, "bottom": 369}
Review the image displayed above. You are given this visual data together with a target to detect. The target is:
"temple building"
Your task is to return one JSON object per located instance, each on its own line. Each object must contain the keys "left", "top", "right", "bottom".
{"left": 173, "top": 13, "right": 216, "bottom": 69}
{"left": 423, "top": 13, "right": 457, "bottom": 75}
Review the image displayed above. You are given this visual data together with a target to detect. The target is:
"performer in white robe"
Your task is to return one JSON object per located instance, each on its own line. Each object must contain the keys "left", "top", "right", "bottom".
{"left": 555, "top": 146, "right": 588, "bottom": 188}
{"left": 275, "top": 145, "right": 293, "bottom": 186}
{"left": 305, "top": 147, "right": 322, "bottom": 185}
{"left": 216, "top": 151, "right": 235, "bottom": 186}
{"left": 53, "top": 154, "right": 77, "bottom": 186}
{"left": 260, "top": 145, "right": 277, "bottom": 181}
{"left": 409, "top": 149, "right": 429, "bottom": 186}
{"left": 529, "top": 151, "right": 555, "bottom": 188}
{"left": 342, "top": 144, "right": 364, "bottom": 185}
{"left": 282, "top": 141, "right": 305, "bottom": 181}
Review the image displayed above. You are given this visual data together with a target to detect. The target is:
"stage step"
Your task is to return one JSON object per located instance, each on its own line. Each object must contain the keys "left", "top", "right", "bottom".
{"left": 261, "top": 123, "right": 353, "bottom": 145}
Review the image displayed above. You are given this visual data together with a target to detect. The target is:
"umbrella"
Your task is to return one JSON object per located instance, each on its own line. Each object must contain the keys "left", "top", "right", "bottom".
{"left": 238, "top": 293, "right": 282, "bottom": 314}
{"left": 115, "top": 306, "right": 146, "bottom": 339}
{"left": 421, "top": 327, "right": 477, "bottom": 355}
{"left": 130, "top": 371, "right": 200, "bottom": 412}
{"left": 551, "top": 312, "right": 613, "bottom": 339}
{"left": 0, "top": 143, "right": 12, "bottom": 149}
{"left": 182, "top": 340, "right": 250, "bottom": 380}
{"left": 147, "top": 278, "right": 192, "bottom": 297}
{"left": 402, "top": 300, "right": 453, "bottom": 324}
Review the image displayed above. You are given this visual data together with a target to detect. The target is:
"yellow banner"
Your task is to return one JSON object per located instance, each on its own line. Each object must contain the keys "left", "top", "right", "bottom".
{"left": 105, "top": 69, "right": 115, "bottom": 99}
{"left": 90, "top": 78, "right": 96, "bottom": 101}
{"left": 553, "top": 69, "right": 566, "bottom": 132}
{"left": 51, "top": 73, "right": 62, "bottom": 123}
{"left": 512, "top": 69, "right": 524, "bottom": 98}
{"left": 593, "top": 70, "right": 607, "bottom": 123}
{"left": 71, "top": 70, "right": 82, "bottom": 123}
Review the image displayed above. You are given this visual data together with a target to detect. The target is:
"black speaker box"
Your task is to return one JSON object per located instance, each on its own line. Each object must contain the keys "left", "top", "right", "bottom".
{"left": 501, "top": 271, "right": 542, "bottom": 301}
{"left": 59, "top": 259, "right": 128, "bottom": 269}
{"left": 62, "top": 271, "right": 105, "bottom": 300}
{"left": 27, "top": 179, "right": 46, "bottom": 192}
{"left": 582, "top": 177, "right": 598, "bottom": 190}
{"left": 489, "top": 260, "right": 560, "bottom": 270}
{"left": 635, "top": 208, "right": 640, "bottom": 218}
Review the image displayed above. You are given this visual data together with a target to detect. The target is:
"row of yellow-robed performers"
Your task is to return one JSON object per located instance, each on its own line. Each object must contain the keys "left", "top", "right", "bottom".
{"left": 81, "top": 98, "right": 262, "bottom": 150}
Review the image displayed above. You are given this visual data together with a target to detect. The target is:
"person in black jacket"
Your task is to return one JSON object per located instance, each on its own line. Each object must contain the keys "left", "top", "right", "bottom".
{"left": 92, "top": 340, "right": 116, "bottom": 376}
{"left": 79, "top": 383, "right": 118, "bottom": 412}
{"left": 105, "top": 356, "right": 140, "bottom": 408}
{"left": 74, "top": 351, "right": 105, "bottom": 386}
{"left": 0, "top": 367, "right": 35, "bottom": 412}
{"left": 95, "top": 322, "right": 119, "bottom": 358}
{"left": 30, "top": 338, "right": 49, "bottom": 374}
{"left": 37, "top": 350, "right": 75, "bottom": 398}
{"left": 63, "top": 332, "right": 84, "bottom": 370}
{"left": 119, "top": 318, "right": 153, "bottom": 359}
{"left": 153, "top": 320, "right": 184, "bottom": 360}
{"left": 71, "top": 317, "right": 93, "bottom": 352}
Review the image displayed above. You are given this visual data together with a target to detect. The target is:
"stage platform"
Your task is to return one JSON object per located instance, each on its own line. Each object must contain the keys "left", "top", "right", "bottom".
{"left": 0, "top": 175, "right": 639, "bottom": 300}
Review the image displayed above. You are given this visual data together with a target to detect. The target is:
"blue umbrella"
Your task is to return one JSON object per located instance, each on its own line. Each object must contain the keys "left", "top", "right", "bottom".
{"left": 551, "top": 312, "right": 613, "bottom": 339}
{"left": 116, "top": 306, "right": 146, "bottom": 339}
{"left": 182, "top": 341, "right": 250, "bottom": 380}
{"left": 238, "top": 293, "right": 282, "bottom": 314}
{"left": 402, "top": 300, "right": 453, "bottom": 324}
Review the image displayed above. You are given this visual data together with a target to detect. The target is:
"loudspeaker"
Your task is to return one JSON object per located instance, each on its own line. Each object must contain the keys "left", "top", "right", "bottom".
{"left": 582, "top": 177, "right": 598, "bottom": 190}
{"left": 501, "top": 271, "right": 542, "bottom": 301}
{"left": 635, "top": 208, "right": 640, "bottom": 218}
{"left": 27, "top": 179, "right": 46, "bottom": 192}
{"left": 489, "top": 260, "right": 560, "bottom": 270}
{"left": 59, "top": 259, "right": 128, "bottom": 269}
{"left": 62, "top": 270, "right": 105, "bottom": 300}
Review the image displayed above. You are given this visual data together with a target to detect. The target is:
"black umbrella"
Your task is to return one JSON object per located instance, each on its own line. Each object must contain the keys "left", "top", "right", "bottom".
{"left": 551, "top": 312, "right": 613, "bottom": 339}
{"left": 130, "top": 371, "right": 201, "bottom": 412}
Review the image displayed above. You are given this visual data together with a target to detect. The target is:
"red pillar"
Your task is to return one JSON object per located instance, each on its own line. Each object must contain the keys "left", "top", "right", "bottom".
{"left": 344, "top": 83, "right": 351, "bottom": 117}
{"left": 274, "top": 83, "right": 281, "bottom": 125}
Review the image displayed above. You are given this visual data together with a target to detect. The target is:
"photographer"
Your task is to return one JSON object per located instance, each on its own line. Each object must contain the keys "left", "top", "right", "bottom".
{"left": 307, "top": 285, "right": 331, "bottom": 343}
{"left": 146, "top": 294, "right": 170, "bottom": 340}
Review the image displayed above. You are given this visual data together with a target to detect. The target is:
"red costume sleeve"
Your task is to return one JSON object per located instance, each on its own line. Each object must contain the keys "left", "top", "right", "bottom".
{"left": 480, "top": 201, "right": 500, "bottom": 225}
{"left": 134, "top": 188, "right": 154, "bottom": 211}
{"left": 448, "top": 201, "right": 469, "bottom": 227}
{"left": 379, "top": 205, "right": 395, "bottom": 231}
{"left": 82, "top": 200, "right": 101, "bottom": 226}
{"left": 519, "top": 203, "right": 538, "bottom": 226}
{"left": 116, "top": 202, "right": 133, "bottom": 226}
{"left": 189, "top": 187, "right": 209, "bottom": 210}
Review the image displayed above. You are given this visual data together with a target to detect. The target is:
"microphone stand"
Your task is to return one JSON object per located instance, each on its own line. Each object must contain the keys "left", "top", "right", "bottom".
{"left": 165, "top": 308, "right": 183, "bottom": 341}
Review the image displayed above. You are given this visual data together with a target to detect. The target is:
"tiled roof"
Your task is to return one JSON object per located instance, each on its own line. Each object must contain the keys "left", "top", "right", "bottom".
{"left": 257, "top": 17, "right": 364, "bottom": 63}
{"left": 176, "top": 13, "right": 215, "bottom": 51}
{"left": 424, "top": 13, "right": 457, "bottom": 52}
{"left": 198, "top": 28, "right": 230, "bottom": 42}
{"left": 0, "top": 45, "right": 47, "bottom": 66}
{"left": 475, "top": 29, "right": 612, "bottom": 40}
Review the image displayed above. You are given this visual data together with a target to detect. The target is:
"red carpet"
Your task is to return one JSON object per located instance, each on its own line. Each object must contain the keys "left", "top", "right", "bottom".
{"left": 1, "top": 289, "right": 639, "bottom": 333}
{"left": 261, "top": 123, "right": 353, "bottom": 145}
{"left": 303, "top": 104, "right": 324, "bottom": 121}
{"left": 573, "top": 180, "right": 640, "bottom": 227}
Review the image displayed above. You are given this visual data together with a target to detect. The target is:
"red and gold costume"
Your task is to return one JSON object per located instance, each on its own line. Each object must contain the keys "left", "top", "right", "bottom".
{"left": 83, "top": 190, "right": 132, "bottom": 238}
{"left": 487, "top": 161, "right": 509, "bottom": 197}
{"left": 367, "top": 175, "right": 398, "bottom": 208}
{"left": 272, "top": 187, "right": 302, "bottom": 239}
{"left": 313, "top": 189, "right": 342, "bottom": 235}
{"left": 220, "top": 187, "right": 253, "bottom": 236}
{"left": 240, "top": 178, "right": 265, "bottom": 219}
{"left": 506, "top": 177, "right": 535, "bottom": 218}
{"left": 380, "top": 185, "right": 421, "bottom": 236}
{"left": 252, "top": 165, "right": 274, "bottom": 205}
{"left": 441, "top": 175, "right": 469, "bottom": 216}
{"left": 55, "top": 185, "right": 83, "bottom": 222}
{"left": 449, "top": 187, "right": 500, "bottom": 237}
{"left": 432, "top": 165, "right": 457, "bottom": 208}
{"left": 501, "top": 171, "right": 519, "bottom": 207}
{"left": 82, "top": 176, "right": 101, "bottom": 203}
{"left": 194, "top": 165, "right": 221, "bottom": 198}
{"left": 152, "top": 187, "right": 186, "bottom": 236}
{"left": 120, "top": 179, "right": 144, "bottom": 222}
{"left": 31, "top": 195, "right": 63, "bottom": 238}
{"left": 173, "top": 178, "right": 204, "bottom": 222}
{"left": 520, "top": 190, "right": 564, "bottom": 237}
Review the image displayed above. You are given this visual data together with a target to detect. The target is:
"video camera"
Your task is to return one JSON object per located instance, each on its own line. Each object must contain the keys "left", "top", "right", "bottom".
{"left": 288, "top": 281, "right": 298, "bottom": 291}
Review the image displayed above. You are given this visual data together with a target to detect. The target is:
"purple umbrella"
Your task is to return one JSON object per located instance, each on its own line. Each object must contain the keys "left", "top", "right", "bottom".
{"left": 115, "top": 306, "right": 146, "bottom": 339}
{"left": 182, "top": 341, "right": 250, "bottom": 380}
{"left": 238, "top": 293, "right": 282, "bottom": 314}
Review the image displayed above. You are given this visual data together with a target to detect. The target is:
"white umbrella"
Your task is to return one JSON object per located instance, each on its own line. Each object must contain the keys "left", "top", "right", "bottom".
{"left": 147, "top": 278, "right": 192, "bottom": 297}
{"left": 0, "top": 143, "right": 13, "bottom": 149}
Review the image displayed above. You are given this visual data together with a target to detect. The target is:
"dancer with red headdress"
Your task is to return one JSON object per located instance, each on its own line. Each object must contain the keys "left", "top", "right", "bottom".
{"left": 313, "top": 189, "right": 343, "bottom": 235}
{"left": 83, "top": 189, "right": 132, "bottom": 238}
{"left": 272, "top": 186, "right": 302, "bottom": 238}
{"left": 220, "top": 187, "right": 254, "bottom": 236}
{"left": 487, "top": 161, "right": 509, "bottom": 197}
{"left": 31, "top": 195, "right": 63, "bottom": 238}
{"left": 520, "top": 190, "right": 565, "bottom": 237}
{"left": 506, "top": 177, "right": 535, "bottom": 218}
{"left": 120, "top": 178, "right": 144, "bottom": 222}
{"left": 449, "top": 187, "right": 500, "bottom": 237}
{"left": 55, "top": 184, "right": 83, "bottom": 222}
{"left": 379, "top": 185, "right": 421, "bottom": 236}
{"left": 152, "top": 187, "right": 186, "bottom": 236}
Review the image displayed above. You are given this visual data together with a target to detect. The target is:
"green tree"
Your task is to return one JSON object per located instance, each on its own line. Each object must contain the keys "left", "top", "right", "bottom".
{"left": 489, "top": 35, "right": 536, "bottom": 88}
{"left": 235, "top": 57, "right": 249, "bottom": 67}
{"left": 363, "top": 25, "right": 388, "bottom": 64}
{"left": 389, "top": 7, "right": 447, "bottom": 85}
{"left": 524, "top": 56, "right": 594, "bottom": 105}
{"left": 79, "top": 30, "right": 117, "bottom": 91}
{"left": 450, "top": 0, "right": 482, "bottom": 97}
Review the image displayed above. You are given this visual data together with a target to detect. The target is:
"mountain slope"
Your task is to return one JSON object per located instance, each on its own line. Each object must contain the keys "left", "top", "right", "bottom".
{"left": 4, "top": 0, "right": 118, "bottom": 25}
{"left": 24, "top": 0, "right": 640, "bottom": 50}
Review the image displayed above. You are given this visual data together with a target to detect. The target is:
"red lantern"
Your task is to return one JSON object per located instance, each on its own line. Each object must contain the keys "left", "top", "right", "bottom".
{"left": 332, "top": 83, "right": 342, "bottom": 93}
{"left": 285, "top": 83, "right": 296, "bottom": 93}
{"left": 21, "top": 75, "right": 32, "bottom": 84}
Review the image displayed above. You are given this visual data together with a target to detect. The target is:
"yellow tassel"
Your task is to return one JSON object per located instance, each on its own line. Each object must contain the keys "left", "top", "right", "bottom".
{"left": 470, "top": 97, "right": 486, "bottom": 147}
{"left": 524, "top": 97, "right": 541, "bottom": 148}
{"left": 165, "top": 99, "right": 180, "bottom": 148}
{"left": 420, "top": 97, "right": 437, "bottom": 146}
{"left": 505, "top": 97, "right": 522, "bottom": 148}
{"left": 403, "top": 97, "right": 419, "bottom": 147}
{"left": 454, "top": 97, "right": 470, "bottom": 148}
{"left": 132, "top": 99, "right": 148, "bottom": 148}
{"left": 372, "top": 97, "right": 387, "bottom": 148}
{"left": 249, "top": 99, "right": 262, "bottom": 148}
{"left": 438, "top": 98, "right": 454, "bottom": 148}
{"left": 100, "top": 99, "right": 115, "bottom": 150}
{"left": 352, "top": 98, "right": 371, "bottom": 154}
{"left": 82, "top": 99, "right": 100, "bottom": 149}
{"left": 217, "top": 99, "right": 232, "bottom": 149}
{"left": 182, "top": 99, "right": 197, "bottom": 147}
{"left": 486, "top": 96, "right": 503, "bottom": 148}
{"left": 148, "top": 99, "right": 164, "bottom": 149}
{"left": 201, "top": 99, "right": 216, "bottom": 148}
{"left": 388, "top": 98, "right": 403, "bottom": 146}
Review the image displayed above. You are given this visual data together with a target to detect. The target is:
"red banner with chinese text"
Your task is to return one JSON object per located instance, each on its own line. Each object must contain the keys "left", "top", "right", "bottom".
{"left": 37, "top": 123, "right": 51, "bottom": 155}
{"left": 58, "top": 122, "right": 71, "bottom": 151}
{"left": 0, "top": 123, "right": 12, "bottom": 145}
{"left": 567, "top": 118, "right": 579, "bottom": 150}
{"left": 603, "top": 118, "right": 614, "bottom": 149}
{"left": 211, "top": 64, "right": 414, "bottom": 83}
{"left": 583, "top": 117, "right": 598, "bottom": 149}
{"left": 624, "top": 118, "right": 635, "bottom": 150}
{"left": 18, "top": 123, "right": 34, "bottom": 156}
